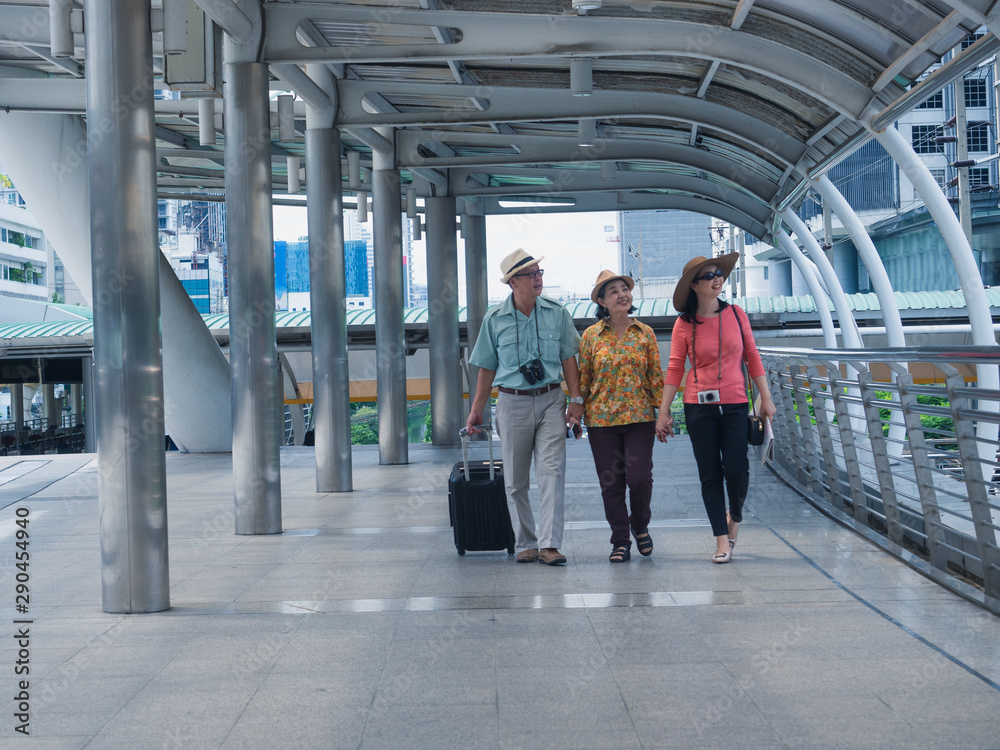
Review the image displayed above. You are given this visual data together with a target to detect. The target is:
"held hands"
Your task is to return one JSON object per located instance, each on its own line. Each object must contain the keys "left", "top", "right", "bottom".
{"left": 565, "top": 402, "right": 584, "bottom": 438}
{"left": 655, "top": 413, "right": 673, "bottom": 442}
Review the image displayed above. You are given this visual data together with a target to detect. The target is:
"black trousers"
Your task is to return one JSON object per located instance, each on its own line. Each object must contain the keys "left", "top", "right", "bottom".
{"left": 684, "top": 402, "right": 750, "bottom": 537}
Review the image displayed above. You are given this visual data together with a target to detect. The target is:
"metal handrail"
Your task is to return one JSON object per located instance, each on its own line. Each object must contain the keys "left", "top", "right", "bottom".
{"left": 759, "top": 345, "right": 1000, "bottom": 613}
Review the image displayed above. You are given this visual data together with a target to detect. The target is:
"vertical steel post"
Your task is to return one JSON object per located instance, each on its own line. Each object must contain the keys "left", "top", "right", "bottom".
{"left": 859, "top": 370, "right": 904, "bottom": 542}
{"left": 425, "top": 197, "right": 462, "bottom": 446}
{"left": 464, "top": 213, "right": 488, "bottom": 412}
{"left": 792, "top": 371, "right": 825, "bottom": 497}
{"left": 85, "top": 0, "right": 169, "bottom": 612}
{"left": 805, "top": 366, "right": 837, "bottom": 506}
{"left": 896, "top": 368, "right": 948, "bottom": 571}
{"left": 372, "top": 129, "right": 408, "bottom": 464}
{"left": 224, "top": 60, "right": 282, "bottom": 533}
{"left": 944, "top": 367, "right": 1000, "bottom": 598}
{"left": 827, "top": 361, "right": 868, "bottom": 517}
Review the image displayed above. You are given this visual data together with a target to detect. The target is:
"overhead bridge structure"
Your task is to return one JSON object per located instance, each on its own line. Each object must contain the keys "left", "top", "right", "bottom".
{"left": 1, "top": 0, "right": 1000, "bottom": 614}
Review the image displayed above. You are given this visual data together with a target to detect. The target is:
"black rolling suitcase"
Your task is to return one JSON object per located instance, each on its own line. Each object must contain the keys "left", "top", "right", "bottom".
{"left": 448, "top": 426, "right": 515, "bottom": 556}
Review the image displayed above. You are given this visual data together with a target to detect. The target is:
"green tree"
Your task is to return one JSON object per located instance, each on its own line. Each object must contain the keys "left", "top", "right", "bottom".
{"left": 350, "top": 403, "right": 379, "bottom": 445}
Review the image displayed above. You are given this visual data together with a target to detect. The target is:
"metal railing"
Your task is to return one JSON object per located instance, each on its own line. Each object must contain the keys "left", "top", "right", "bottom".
{"left": 760, "top": 346, "right": 1000, "bottom": 612}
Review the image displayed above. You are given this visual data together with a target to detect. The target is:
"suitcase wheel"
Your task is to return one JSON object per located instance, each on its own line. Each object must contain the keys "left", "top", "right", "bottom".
{"left": 457, "top": 548, "right": 465, "bottom": 556}
{"left": 506, "top": 547, "right": 514, "bottom": 555}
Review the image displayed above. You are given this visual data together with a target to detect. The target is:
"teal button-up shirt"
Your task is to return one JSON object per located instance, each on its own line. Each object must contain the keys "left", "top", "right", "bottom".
{"left": 469, "top": 295, "right": 581, "bottom": 390}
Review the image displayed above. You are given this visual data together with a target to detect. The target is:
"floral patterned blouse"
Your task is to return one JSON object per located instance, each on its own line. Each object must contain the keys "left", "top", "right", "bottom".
{"left": 579, "top": 318, "right": 664, "bottom": 427}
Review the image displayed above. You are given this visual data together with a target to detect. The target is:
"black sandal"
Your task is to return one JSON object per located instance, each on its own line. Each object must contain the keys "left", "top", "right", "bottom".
{"left": 609, "top": 546, "right": 630, "bottom": 563}
{"left": 634, "top": 531, "right": 653, "bottom": 557}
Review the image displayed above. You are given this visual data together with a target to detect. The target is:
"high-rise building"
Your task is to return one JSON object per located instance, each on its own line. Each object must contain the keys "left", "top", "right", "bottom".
{"left": 0, "top": 178, "right": 49, "bottom": 304}
{"left": 617, "top": 210, "right": 713, "bottom": 300}
{"left": 165, "top": 234, "right": 225, "bottom": 314}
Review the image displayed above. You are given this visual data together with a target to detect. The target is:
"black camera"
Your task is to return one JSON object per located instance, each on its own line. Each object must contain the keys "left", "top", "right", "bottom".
{"left": 519, "top": 358, "right": 545, "bottom": 385}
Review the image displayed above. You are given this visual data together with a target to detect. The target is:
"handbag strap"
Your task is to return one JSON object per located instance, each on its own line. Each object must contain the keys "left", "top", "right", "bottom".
{"left": 732, "top": 307, "right": 757, "bottom": 416}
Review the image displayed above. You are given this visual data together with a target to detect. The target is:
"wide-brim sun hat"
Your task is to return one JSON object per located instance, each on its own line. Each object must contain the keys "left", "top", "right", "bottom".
{"left": 590, "top": 269, "right": 635, "bottom": 305}
{"left": 672, "top": 252, "right": 739, "bottom": 312}
{"left": 499, "top": 248, "right": 546, "bottom": 284}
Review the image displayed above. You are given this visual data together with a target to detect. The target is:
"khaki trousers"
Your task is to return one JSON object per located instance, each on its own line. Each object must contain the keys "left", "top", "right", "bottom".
{"left": 495, "top": 386, "right": 567, "bottom": 551}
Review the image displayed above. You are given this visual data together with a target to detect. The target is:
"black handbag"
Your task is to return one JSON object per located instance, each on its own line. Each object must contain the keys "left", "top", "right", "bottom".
{"left": 733, "top": 309, "right": 765, "bottom": 446}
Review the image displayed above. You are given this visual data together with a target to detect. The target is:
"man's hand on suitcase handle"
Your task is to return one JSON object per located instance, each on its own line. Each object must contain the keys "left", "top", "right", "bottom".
{"left": 461, "top": 423, "right": 492, "bottom": 437}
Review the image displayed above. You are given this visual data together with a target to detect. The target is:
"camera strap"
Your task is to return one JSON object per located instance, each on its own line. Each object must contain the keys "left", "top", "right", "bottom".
{"left": 514, "top": 301, "right": 541, "bottom": 372}
{"left": 690, "top": 304, "right": 723, "bottom": 385}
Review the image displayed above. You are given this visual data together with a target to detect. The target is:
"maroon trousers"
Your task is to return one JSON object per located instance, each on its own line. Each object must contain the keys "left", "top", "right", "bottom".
{"left": 587, "top": 421, "right": 656, "bottom": 549}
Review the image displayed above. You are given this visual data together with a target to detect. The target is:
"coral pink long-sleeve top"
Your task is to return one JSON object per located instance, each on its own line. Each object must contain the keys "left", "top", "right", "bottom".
{"left": 665, "top": 304, "right": 765, "bottom": 405}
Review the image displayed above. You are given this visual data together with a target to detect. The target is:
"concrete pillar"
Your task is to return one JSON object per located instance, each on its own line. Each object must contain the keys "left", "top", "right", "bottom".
{"left": 85, "top": 0, "right": 169, "bottom": 613}
{"left": 305, "top": 64, "right": 352, "bottom": 492}
{"left": 425, "top": 197, "right": 462, "bottom": 446}
{"left": 372, "top": 129, "right": 408, "bottom": 464}
{"left": 224, "top": 59, "right": 282, "bottom": 534}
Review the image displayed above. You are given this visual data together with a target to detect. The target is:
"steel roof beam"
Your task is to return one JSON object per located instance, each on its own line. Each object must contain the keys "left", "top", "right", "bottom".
{"left": 336, "top": 81, "right": 803, "bottom": 166}
{"left": 481, "top": 192, "right": 769, "bottom": 239}
{"left": 446, "top": 166, "right": 772, "bottom": 222}
{"left": 262, "top": 7, "right": 876, "bottom": 118}
{"left": 872, "top": 11, "right": 967, "bottom": 92}
{"left": 395, "top": 130, "right": 780, "bottom": 202}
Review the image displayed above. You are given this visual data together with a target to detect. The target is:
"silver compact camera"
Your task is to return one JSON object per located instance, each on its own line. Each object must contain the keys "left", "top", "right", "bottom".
{"left": 697, "top": 389, "right": 721, "bottom": 405}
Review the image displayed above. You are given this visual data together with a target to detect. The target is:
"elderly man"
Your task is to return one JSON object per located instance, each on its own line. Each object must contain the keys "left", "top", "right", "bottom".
{"left": 465, "top": 249, "right": 583, "bottom": 565}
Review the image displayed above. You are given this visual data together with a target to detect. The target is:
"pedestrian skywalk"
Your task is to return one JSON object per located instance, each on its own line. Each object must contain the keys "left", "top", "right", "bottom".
{"left": 0, "top": 438, "right": 998, "bottom": 749}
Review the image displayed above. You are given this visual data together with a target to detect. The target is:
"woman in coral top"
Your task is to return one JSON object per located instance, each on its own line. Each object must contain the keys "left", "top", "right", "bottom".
{"left": 580, "top": 270, "right": 664, "bottom": 562}
{"left": 655, "top": 253, "right": 775, "bottom": 564}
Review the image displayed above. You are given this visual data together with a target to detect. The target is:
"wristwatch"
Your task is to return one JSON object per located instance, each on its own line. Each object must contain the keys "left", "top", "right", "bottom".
{"left": 568, "top": 396, "right": 584, "bottom": 405}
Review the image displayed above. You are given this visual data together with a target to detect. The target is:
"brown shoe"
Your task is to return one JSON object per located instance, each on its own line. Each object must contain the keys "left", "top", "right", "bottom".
{"left": 516, "top": 549, "right": 539, "bottom": 563}
{"left": 537, "top": 548, "right": 567, "bottom": 566}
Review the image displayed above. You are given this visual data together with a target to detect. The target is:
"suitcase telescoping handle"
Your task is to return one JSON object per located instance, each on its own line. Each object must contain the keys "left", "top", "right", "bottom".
{"left": 458, "top": 424, "right": 495, "bottom": 481}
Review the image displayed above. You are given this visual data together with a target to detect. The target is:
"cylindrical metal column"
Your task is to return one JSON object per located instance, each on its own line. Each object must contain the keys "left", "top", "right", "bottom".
{"left": 42, "top": 384, "right": 57, "bottom": 428}
{"left": 82, "top": 356, "right": 95, "bottom": 452}
{"left": 11, "top": 383, "right": 24, "bottom": 431}
{"left": 85, "top": 0, "right": 169, "bottom": 613}
{"left": 224, "top": 61, "right": 282, "bottom": 533}
{"left": 464, "top": 213, "right": 488, "bottom": 410}
{"left": 72, "top": 382, "right": 82, "bottom": 426}
{"left": 305, "top": 69, "right": 352, "bottom": 490}
{"left": 425, "top": 196, "right": 462, "bottom": 446}
{"left": 372, "top": 131, "right": 408, "bottom": 464}
{"left": 813, "top": 176, "right": 905, "bottom": 347}
{"left": 873, "top": 126, "right": 1000, "bottom": 472}
{"left": 775, "top": 233, "right": 837, "bottom": 347}
{"left": 782, "top": 210, "right": 863, "bottom": 348}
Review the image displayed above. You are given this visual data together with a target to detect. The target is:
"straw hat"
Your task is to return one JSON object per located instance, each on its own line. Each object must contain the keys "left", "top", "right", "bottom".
{"left": 499, "top": 248, "right": 546, "bottom": 284}
{"left": 590, "top": 269, "right": 635, "bottom": 305}
{"left": 672, "top": 252, "right": 739, "bottom": 312}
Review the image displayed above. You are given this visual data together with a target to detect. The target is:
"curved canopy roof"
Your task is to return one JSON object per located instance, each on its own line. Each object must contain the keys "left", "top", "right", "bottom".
{"left": 2, "top": 0, "right": 998, "bottom": 240}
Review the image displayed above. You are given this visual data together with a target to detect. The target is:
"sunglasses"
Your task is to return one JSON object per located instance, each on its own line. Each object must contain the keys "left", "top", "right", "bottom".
{"left": 694, "top": 269, "right": 724, "bottom": 282}
{"left": 514, "top": 269, "right": 544, "bottom": 280}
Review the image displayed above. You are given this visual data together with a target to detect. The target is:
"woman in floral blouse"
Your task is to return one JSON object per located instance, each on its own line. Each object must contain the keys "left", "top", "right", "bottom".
{"left": 579, "top": 270, "right": 664, "bottom": 562}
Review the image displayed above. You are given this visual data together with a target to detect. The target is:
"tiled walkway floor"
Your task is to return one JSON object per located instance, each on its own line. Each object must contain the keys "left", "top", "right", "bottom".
{"left": 0, "top": 437, "right": 998, "bottom": 749}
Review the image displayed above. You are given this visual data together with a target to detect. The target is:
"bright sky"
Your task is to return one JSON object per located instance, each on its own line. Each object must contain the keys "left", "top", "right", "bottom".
{"left": 272, "top": 205, "right": 621, "bottom": 303}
